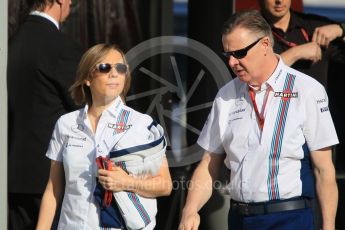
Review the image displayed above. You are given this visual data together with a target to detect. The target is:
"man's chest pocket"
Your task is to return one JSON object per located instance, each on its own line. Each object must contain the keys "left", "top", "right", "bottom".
{"left": 222, "top": 109, "right": 251, "bottom": 162}
{"left": 224, "top": 107, "right": 251, "bottom": 141}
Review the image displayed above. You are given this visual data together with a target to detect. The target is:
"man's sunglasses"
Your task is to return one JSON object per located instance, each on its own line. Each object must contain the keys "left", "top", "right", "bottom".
{"left": 95, "top": 63, "right": 128, "bottom": 75}
{"left": 222, "top": 37, "right": 264, "bottom": 59}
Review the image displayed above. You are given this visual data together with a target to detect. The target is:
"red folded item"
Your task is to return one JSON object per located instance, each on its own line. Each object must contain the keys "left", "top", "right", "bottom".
{"left": 95, "top": 156, "right": 113, "bottom": 207}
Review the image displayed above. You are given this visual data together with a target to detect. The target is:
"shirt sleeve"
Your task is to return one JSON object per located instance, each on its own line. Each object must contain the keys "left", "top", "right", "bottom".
{"left": 303, "top": 83, "right": 339, "bottom": 151}
{"left": 46, "top": 118, "right": 65, "bottom": 162}
{"left": 197, "top": 97, "right": 225, "bottom": 154}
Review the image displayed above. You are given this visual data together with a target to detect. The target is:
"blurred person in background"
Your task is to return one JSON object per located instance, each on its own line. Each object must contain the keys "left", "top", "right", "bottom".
{"left": 7, "top": 0, "right": 82, "bottom": 229}
{"left": 258, "top": 0, "right": 345, "bottom": 87}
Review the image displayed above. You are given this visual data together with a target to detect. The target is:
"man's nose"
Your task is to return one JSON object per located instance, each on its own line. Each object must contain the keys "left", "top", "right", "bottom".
{"left": 228, "top": 55, "right": 239, "bottom": 68}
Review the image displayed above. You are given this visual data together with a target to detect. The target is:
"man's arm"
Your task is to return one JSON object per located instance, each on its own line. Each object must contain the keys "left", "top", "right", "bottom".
{"left": 280, "top": 23, "right": 344, "bottom": 67}
{"left": 178, "top": 152, "right": 225, "bottom": 230}
{"left": 310, "top": 147, "right": 338, "bottom": 230}
{"left": 280, "top": 42, "right": 322, "bottom": 66}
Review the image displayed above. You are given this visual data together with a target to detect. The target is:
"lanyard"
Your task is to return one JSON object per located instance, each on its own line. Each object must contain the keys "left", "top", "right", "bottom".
{"left": 272, "top": 27, "right": 309, "bottom": 47}
{"left": 248, "top": 87, "right": 270, "bottom": 130}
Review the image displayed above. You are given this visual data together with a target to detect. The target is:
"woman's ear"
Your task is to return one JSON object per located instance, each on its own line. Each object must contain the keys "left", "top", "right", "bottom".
{"left": 85, "top": 80, "right": 91, "bottom": 86}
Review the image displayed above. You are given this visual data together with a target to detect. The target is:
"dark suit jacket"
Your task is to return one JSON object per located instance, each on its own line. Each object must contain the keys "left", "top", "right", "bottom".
{"left": 7, "top": 15, "right": 83, "bottom": 194}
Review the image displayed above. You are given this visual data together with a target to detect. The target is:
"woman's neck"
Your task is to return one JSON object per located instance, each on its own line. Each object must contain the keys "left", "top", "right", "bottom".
{"left": 87, "top": 98, "right": 115, "bottom": 133}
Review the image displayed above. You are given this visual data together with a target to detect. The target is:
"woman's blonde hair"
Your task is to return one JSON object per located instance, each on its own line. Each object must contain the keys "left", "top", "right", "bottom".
{"left": 69, "top": 43, "right": 131, "bottom": 106}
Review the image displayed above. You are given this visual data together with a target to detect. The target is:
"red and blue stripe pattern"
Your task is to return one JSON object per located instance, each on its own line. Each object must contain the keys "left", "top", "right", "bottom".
{"left": 126, "top": 192, "right": 151, "bottom": 226}
{"left": 115, "top": 161, "right": 152, "bottom": 226}
{"left": 267, "top": 73, "right": 296, "bottom": 200}
{"left": 114, "top": 109, "right": 130, "bottom": 134}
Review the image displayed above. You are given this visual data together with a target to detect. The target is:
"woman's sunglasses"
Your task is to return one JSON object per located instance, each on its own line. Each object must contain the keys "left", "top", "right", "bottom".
{"left": 222, "top": 37, "right": 263, "bottom": 59}
{"left": 95, "top": 63, "right": 128, "bottom": 75}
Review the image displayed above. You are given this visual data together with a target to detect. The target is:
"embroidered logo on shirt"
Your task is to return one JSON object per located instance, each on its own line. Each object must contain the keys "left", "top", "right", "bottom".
{"left": 274, "top": 91, "right": 298, "bottom": 99}
{"left": 107, "top": 109, "right": 131, "bottom": 135}
{"left": 67, "top": 135, "right": 86, "bottom": 141}
{"left": 65, "top": 135, "right": 86, "bottom": 148}
{"left": 108, "top": 123, "right": 132, "bottom": 131}
{"left": 66, "top": 143, "right": 84, "bottom": 148}
{"left": 228, "top": 108, "right": 245, "bottom": 123}
{"left": 231, "top": 108, "right": 246, "bottom": 115}
{"left": 320, "top": 107, "right": 329, "bottom": 112}
{"left": 317, "top": 98, "right": 326, "bottom": 104}
{"left": 274, "top": 69, "right": 283, "bottom": 83}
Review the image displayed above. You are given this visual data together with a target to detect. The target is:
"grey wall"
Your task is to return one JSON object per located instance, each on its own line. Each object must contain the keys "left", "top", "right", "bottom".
{"left": 0, "top": 0, "right": 8, "bottom": 228}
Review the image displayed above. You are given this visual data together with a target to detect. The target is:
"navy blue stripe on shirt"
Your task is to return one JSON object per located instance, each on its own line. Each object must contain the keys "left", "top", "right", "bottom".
{"left": 109, "top": 135, "right": 165, "bottom": 158}
{"left": 300, "top": 143, "right": 316, "bottom": 198}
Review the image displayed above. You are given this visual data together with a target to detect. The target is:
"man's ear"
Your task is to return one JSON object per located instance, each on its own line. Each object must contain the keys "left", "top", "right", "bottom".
{"left": 262, "top": 36, "right": 270, "bottom": 47}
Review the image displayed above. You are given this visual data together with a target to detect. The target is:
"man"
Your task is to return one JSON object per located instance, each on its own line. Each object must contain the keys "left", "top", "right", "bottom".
{"left": 7, "top": 0, "right": 82, "bottom": 229}
{"left": 259, "top": 0, "right": 345, "bottom": 87}
{"left": 179, "top": 10, "right": 338, "bottom": 230}
{"left": 259, "top": 1, "right": 345, "bottom": 228}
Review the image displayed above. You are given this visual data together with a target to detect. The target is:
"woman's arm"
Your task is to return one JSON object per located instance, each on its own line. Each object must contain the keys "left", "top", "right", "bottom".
{"left": 98, "top": 158, "right": 172, "bottom": 198}
{"left": 36, "top": 160, "right": 65, "bottom": 230}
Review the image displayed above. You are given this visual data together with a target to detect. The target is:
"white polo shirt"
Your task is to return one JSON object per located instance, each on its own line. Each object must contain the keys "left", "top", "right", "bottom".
{"left": 197, "top": 57, "right": 338, "bottom": 203}
{"left": 46, "top": 96, "right": 160, "bottom": 229}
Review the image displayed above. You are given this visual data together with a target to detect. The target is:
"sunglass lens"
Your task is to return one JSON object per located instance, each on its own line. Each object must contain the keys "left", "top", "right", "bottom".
{"left": 233, "top": 50, "right": 247, "bottom": 59}
{"left": 98, "top": 63, "right": 112, "bottom": 73}
{"left": 115, "top": 63, "right": 127, "bottom": 74}
{"left": 222, "top": 52, "right": 230, "bottom": 58}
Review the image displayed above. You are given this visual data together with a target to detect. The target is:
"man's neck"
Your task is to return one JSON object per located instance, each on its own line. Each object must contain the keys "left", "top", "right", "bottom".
{"left": 41, "top": 3, "right": 61, "bottom": 24}
{"left": 31, "top": 11, "right": 59, "bottom": 29}
{"left": 250, "top": 55, "right": 279, "bottom": 87}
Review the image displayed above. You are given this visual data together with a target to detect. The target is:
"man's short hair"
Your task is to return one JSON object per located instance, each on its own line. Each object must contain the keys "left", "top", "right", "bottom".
{"left": 221, "top": 9, "right": 274, "bottom": 46}
{"left": 27, "top": 0, "right": 55, "bottom": 11}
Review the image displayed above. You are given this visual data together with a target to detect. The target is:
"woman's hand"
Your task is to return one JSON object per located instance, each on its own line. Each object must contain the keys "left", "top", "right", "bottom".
{"left": 98, "top": 158, "right": 172, "bottom": 197}
{"left": 98, "top": 166, "right": 133, "bottom": 192}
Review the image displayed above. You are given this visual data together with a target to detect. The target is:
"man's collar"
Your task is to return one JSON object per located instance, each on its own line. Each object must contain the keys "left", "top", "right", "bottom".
{"left": 266, "top": 55, "right": 285, "bottom": 92}
{"left": 30, "top": 11, "right": 59, "bottom": 29}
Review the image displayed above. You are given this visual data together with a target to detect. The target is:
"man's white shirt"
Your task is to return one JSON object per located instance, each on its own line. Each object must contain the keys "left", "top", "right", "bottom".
{"left": 197, "top": 57, "right": 338, "bottom": 203}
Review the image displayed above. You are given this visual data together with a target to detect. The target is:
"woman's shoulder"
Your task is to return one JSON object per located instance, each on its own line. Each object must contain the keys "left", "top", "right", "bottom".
{"left": 57, "top": 108, "right": 84, "bottom": 126}
{"left": 123, "top": 105, "right": 154, "bottom": 125}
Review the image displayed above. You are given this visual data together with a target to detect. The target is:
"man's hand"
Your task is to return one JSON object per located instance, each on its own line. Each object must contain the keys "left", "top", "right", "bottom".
{"left": 294, "top": 42, "right": 322, "bottom": 63}
{"left": 312, "top": 24, "right": 343, "bottom": 47}
{"left": 280, "top": 41, "right": 322, "bottom": 66}
{"left": 178, "top": 210, "right": 200, "bottom": 230}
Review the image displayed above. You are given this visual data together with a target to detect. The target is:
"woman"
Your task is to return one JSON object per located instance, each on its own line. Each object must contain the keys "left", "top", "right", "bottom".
{"left": 36, "top": 44, "right": 172, "bottom": 230}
